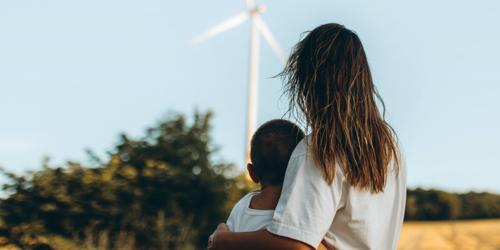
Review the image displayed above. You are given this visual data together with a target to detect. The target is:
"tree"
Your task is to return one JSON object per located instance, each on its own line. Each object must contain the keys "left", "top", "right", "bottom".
{"left": 405, "top": 188, "right": 500, "bottom": 221}
{"left": 0, "top": 111, "right": 244, "bottom": 249}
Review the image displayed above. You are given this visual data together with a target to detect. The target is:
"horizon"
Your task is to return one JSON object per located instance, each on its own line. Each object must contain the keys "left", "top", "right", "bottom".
{"left": 1, "top": 0, "right": 499, "bottom": 193}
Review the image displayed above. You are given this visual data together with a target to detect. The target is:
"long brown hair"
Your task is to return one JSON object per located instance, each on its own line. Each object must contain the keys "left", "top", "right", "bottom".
{"left": 281, "top": 23, "right": 399, "bottom": 192}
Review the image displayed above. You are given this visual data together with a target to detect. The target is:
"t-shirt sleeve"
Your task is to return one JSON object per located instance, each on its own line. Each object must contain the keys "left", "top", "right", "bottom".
{"left": 226, "top": 192, "right": 253, "bottom": 232}
{"left": 267, "top": 151, "right": 344, "bottom": 248}
{"left": 226, "top": 195, "right": 246, "bottom": 232}
{"left": 226, "top": 206, "right": 236, "bottom": 232}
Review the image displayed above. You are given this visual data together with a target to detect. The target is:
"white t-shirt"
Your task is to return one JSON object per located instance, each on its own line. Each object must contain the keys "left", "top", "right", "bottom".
{"left": 267, "top": 137, "right": 407, "bottom": 250}
{"left": 226, "top": 191, "right": 275, "bottom": 232}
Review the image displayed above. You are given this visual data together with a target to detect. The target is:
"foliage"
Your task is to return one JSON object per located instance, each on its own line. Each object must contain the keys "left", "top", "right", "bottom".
{"left": 405, "top": 188, "right": 500, "bottom": 221}
{"left": 0, "top": 111, "right": 248, "bottom": 250}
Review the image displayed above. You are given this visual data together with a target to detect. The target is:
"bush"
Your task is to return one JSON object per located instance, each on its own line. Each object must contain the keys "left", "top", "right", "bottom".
{"left": 0, "top": 111, "right": 248, "bottom": 249}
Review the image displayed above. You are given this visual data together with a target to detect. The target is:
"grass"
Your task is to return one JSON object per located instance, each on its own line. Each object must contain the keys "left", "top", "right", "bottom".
{"left": 398, "top": 219, "right": 500, "bottom": 250}
{"left": 1, "top": 219, "right": 498, "bottom": 249}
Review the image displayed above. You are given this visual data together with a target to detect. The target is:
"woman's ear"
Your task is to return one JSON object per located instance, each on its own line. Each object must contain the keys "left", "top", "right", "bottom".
{"left": 247, "top": 163, "right": 259, "bottom": 184}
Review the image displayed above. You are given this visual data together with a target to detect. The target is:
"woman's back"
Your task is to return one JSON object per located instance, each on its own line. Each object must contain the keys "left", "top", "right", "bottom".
{"left": 269, "top": 138, "right": 406, "bottom": 250}
{"left": 327, "top": 152, "right": 406, "bottom": 249}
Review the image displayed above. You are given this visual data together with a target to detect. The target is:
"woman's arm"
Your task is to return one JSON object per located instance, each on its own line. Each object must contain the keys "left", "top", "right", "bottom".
{"left": 209, "top": 148, "right": 340, "bottom": 250}
{"left": 210, "top": 225, "right": 313, "bottom": 250}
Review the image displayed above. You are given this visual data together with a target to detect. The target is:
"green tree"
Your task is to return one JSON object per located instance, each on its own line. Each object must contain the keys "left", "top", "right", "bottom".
{"left": 405, "top": 189, "right": 461, "bottom": 220}
{"left": 460, "top": 192, "right": 500, "bottom": 219}
{"left": 405, "top": 188, "right": 500, "bottom": 221}
{"left": 0, "top": 111, "right": 244, "bottom": 249}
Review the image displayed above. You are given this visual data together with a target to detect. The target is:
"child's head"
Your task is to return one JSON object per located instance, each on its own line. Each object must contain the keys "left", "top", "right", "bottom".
{"left": 248, "top": 119, "right": 305, "bottom": 187}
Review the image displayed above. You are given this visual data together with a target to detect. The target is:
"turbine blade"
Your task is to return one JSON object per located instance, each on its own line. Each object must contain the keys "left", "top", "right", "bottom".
{"left": 191, "top": 11, "right": 249, "bottom": 44}
{"left": 254, "top": 16, "right": 286, "bottom": 64}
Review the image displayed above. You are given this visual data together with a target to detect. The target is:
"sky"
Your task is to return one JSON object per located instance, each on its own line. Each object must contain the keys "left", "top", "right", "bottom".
{"left": 0, "top": 0, "right": 499, "bottom": 193}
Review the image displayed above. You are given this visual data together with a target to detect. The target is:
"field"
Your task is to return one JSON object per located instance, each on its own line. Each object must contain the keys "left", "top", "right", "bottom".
{"left": 398, "top": 219, "right": 500, "bottom": 250}
{"left": 0, "top": 220, "right": 498, "bottom": 249}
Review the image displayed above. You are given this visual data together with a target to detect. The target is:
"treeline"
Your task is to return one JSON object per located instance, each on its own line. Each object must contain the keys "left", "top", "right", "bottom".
{"left": 405, "top": 188, "right": 500, "bottom": 220}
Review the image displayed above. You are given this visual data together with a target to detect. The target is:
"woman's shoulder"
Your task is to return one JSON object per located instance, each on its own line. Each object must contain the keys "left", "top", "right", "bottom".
{"left": 288, "top": 135, "right": 346, "bottom": 179}
{"left": 289, "top": 135, "right": 310, "bottom": 159}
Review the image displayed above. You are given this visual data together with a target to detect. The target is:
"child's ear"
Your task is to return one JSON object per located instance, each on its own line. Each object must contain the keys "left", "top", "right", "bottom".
{"left": 247, "top": 163, "right": 259, "bottom": 184}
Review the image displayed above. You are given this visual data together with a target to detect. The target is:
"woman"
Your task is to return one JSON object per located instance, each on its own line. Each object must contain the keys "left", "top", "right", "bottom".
{"left": 209, "top": 23, "right": 406, "bottom": 250}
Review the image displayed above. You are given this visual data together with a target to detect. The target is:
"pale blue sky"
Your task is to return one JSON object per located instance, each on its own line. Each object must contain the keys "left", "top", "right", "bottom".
{"left": 0, "top": 0, "right": 499, "bottom": 192}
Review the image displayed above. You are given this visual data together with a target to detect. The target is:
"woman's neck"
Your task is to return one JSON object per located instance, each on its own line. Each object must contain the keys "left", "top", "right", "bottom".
{"left": 249, "top": 185, "right": 282, "bottom": 210}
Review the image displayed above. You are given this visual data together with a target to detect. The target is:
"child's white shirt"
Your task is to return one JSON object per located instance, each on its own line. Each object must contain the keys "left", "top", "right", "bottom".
{"left": 226, "top": 191, "right": 274, "bottom": 232}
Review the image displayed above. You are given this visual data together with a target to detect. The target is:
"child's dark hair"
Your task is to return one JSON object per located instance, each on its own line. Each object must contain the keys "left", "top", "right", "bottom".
{"left": 250, "top": 119, "right": 305, "bottom": 186}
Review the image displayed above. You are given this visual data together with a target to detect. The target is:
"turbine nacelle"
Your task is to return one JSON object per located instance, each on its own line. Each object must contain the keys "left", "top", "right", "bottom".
{"left": 190, "top": 2, "right": 284, "bottom": 63}
{"left": 249, "top": 5, "right": 267, "bottom": 16}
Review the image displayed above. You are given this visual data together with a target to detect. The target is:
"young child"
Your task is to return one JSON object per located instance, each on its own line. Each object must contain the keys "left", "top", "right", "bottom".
{"left": 226, "top": 119, "right": 305, "bottom": 232}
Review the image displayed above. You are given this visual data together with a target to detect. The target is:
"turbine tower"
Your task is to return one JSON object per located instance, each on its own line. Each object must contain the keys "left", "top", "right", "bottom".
{"left": 192, "top": 0, "right": 285, "bottom": 164}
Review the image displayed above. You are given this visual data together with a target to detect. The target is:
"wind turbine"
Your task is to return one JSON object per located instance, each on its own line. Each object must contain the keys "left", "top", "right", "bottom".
{"left": 192, "top": 0, "right": 286, "bottom": 163}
